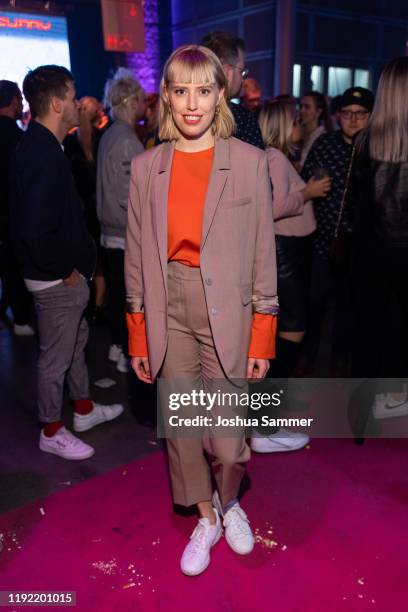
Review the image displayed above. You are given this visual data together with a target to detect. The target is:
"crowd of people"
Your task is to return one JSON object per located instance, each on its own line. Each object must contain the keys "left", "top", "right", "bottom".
{"left": 1, "top": 29, "right": 408, "bottom": 576}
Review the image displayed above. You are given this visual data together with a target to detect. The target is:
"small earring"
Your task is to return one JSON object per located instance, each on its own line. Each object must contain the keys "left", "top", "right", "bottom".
{"left": 215, "top": 105, "right": 220, "bottom": 115}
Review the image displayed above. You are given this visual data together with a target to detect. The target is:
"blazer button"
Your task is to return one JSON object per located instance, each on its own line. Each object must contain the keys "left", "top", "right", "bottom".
{"left": 210, "top": 307, "right": 217, "bottom": 315}
{"left": 205, "top": 278, "right": 213, "bottom": 286}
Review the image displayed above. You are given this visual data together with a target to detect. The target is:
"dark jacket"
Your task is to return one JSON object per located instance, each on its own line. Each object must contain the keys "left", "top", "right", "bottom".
{"left": 349, "top": 138, "right": 408, "bottom": 253}
{"left": 0, "top": 116, "right": 23, "bottom": 240}
{"left": 11, "top": 121, "right": 96, "bottom": 281}
{"left": 302, "top": 130, "right": 353, "bottom": 260}
{"left": 230, "top": 102, "right": 264, "bottom": 150}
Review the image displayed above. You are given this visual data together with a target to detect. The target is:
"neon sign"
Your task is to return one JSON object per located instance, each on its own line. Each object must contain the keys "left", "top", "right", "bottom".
{"left": 0, "top": 16, "right": 52, "bottom": 31}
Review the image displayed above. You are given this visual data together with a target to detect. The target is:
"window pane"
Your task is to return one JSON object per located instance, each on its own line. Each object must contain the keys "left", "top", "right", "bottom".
{"left": 244, "top": 10, "right": 275, "bottom": 53}
{"left": 354, "top": 69, "right": 370, "bottom": 89}
{"left": 328, "top": 67, "right": 351, "bottom": 97}
{"left": 293, "top": 64, "right": 301, "bottom": 98}
{"left": 311, "top": 65, "right": 323, "bottom": 92}
{"left": 246, "top": 59, "right": 274, "bottom": 100}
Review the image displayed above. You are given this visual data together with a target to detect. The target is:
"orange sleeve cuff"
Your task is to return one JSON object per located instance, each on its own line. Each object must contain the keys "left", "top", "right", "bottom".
{"left": 248, "top": 313, "right": 277, "bottom": 359}
{"left": 126, "top": 312, "right": 148, "bottom": 357}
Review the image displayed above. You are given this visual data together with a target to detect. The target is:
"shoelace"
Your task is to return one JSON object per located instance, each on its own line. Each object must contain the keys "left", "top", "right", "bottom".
{"left": 56, "top": 431, "right": 82, "bottom": 448}
{"left": 224, "top": 506, "right": 251, "bottom": 536}
{"left": 189, "top": 519, "right": 216, "bottom": 551}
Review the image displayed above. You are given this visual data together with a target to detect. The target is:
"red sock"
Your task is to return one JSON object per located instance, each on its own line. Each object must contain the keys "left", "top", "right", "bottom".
{"left": 43, "top": 421, "right": 64, "bottom": 437}
{"left": 74, "top": 399, "right": 94, "bottom": 415}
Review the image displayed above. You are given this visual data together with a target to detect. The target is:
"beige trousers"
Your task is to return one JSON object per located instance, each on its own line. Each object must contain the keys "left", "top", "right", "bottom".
{"left": 160, "top": 262, "right": 250, "bottom": 508}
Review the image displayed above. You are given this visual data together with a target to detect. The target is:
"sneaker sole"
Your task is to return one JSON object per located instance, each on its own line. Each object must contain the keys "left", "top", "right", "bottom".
{"left": 180, "top": 530, "right": 223, "bottom": 576}
{"left": 73, "top": 408, "right": 124, "bottom": 432}
{"left": 251, "top": 441, "right": 308, "bottom": 453}
{"left": 73, "top": 421, "right": 104, "bottom": 433}
{"left": 39, "top": 442, "right": 95, "bottom": 460}
{"left": 225, "top": 533, "right": 254, "bottom": 555}
{"left": 14, "top": 331, "right": 35, "bottom": 336}
{"left": 373, "top": 406, "right": 408, "bottom": 419}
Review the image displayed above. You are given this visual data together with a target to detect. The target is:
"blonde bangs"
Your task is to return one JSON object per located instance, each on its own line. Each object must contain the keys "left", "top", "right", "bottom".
{"left": 167, "top": 54, "right": 217, "bottom": 86}
{"left": 159, "top": 44, "right": 235, "bottom": 141}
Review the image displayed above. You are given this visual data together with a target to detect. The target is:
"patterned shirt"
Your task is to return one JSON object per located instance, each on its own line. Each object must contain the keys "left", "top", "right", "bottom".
{"left": 302, "top": 130, "right": 353, "bottom": 260}
{"left": 230, "top": 101, "right": 264, "bottom": 150}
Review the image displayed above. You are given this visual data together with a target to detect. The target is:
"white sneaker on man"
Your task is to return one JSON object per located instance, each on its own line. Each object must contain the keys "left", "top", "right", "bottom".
{"left": 108, "top": 343, "right": 122, "bottom": 362}
{"left": 251, "top": 428, "right": 309, "bottom": 453}
{"left": 73, "top": 403, "right": 124, "bottom": 432}
{"left": 212, "top": 491, "right": 254, "bottom": 555}
{"left": 13, "top": 323, "right": 35, "bottom": 336}
{"left": 116, "top": 351, "right": 130, "bottom": 373}
{"left": 180, "top": 508, "right": 222, "bottom": 576}
{"left": 39, "top": 427, "right": 95, "bottom": 460}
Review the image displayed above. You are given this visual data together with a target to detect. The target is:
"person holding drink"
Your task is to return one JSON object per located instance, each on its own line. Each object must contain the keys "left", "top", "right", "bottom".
{"left": 251, "top": 101, "right": 330, "bottom": 453}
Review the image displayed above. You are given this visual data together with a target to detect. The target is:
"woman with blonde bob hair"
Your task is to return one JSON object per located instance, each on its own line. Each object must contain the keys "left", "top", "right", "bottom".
{"left": 125, "top": 45, "right": 278, "bottom": 575}
{"left": 158, "top": 45, "right": 235, "bottom": 141}
{"left": 254, "top": 102, "right": 330, "bottom": 394}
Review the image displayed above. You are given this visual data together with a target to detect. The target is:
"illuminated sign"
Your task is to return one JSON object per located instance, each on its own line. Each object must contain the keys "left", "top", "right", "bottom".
{"left": 101, "top": 0, "right": 145, "bottom": 53}
{"left": 0, "top": 16, "right": 51, "bottom": 31}
{"left": 0, "top": 10, "right": 71, "bottom": 102}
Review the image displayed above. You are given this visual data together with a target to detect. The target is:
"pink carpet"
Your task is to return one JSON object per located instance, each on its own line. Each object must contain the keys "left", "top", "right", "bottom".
{"left": 1, "top": 439, "right": 407, "bottom": 611}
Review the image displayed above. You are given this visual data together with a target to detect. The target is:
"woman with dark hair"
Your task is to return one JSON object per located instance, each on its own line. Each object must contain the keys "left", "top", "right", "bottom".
{"left": 125, "top": 45, "right": 278, "bottom": 575}
{"left": 348, "top": 57, "right": 408, "bottom": 422}
{"left": 299, "top": 91, "right": 332, "bottom": 168}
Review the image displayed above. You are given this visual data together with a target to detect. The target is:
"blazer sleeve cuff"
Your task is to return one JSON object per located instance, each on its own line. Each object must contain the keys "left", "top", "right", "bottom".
{"left": 252, "top": 295, "right": 279, "bottom": 315}
{"left": 126, "top": 296, "right": 144, "bottom": 314}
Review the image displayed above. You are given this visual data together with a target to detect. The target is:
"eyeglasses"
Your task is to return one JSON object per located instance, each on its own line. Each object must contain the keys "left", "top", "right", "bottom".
{"left": 229, "top": 64, "right": 249, "bottom": 78}
{"left": 340, "top": 110, "right": 369, "bottom": 120}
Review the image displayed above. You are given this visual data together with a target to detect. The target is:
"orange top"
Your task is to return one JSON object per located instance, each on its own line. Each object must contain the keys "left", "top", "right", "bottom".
{"left": 127, "top": 146, "right": 277, "bottom": 360}
{"left": 167, "top": 147, "right": 214, "bottom": 266}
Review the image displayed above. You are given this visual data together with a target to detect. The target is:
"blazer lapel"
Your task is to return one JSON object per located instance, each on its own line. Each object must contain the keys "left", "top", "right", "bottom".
{"left": 201, "top": 138, "right": 230, "bottom": 251}
{"left": 153, "top": 141, "right": 174, "bottom": 294}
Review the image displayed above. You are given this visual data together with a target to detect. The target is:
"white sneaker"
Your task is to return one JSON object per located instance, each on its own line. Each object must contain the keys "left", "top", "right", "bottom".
{"left": 108, "top": 344, "right": 122, "bottom": 362}
{"left": 116, "top": 351, "right": 130, "bottom": 373}
{"left": 212, "top": 491, "right": 254, "bottom": 555}
{"left": 39, "top": 427, "right": 95, "bottom": 460}
{"left": 251, "top": 428, "right": 309, "bottom": 453}
{"left": 180, "top": 509, "right": 222, "bottom": 576}
{"left": 373, "top": 393, "right": 408, "bottom": 419}
{"left": 13, "top": 323, "right": 35, "bottom": 336}
{"left": 73, "top": 403, "right": 124, "bottom": 432}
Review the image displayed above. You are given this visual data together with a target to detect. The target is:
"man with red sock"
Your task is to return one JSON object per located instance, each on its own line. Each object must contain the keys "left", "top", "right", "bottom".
{"left": 11, "top": 65, "right": 123, "bottom": 459}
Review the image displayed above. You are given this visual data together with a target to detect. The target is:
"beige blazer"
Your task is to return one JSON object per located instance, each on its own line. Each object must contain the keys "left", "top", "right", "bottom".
{"left": 125, "top": 137, "right": 278, "bottom": 381}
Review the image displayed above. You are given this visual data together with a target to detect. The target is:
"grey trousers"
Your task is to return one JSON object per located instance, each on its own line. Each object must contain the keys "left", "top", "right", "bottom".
{"left": 32, "top": 277, "right": 91, "bottom": 423}
{"left": 161, "top": 262, "right": 250, "bottom": 508}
